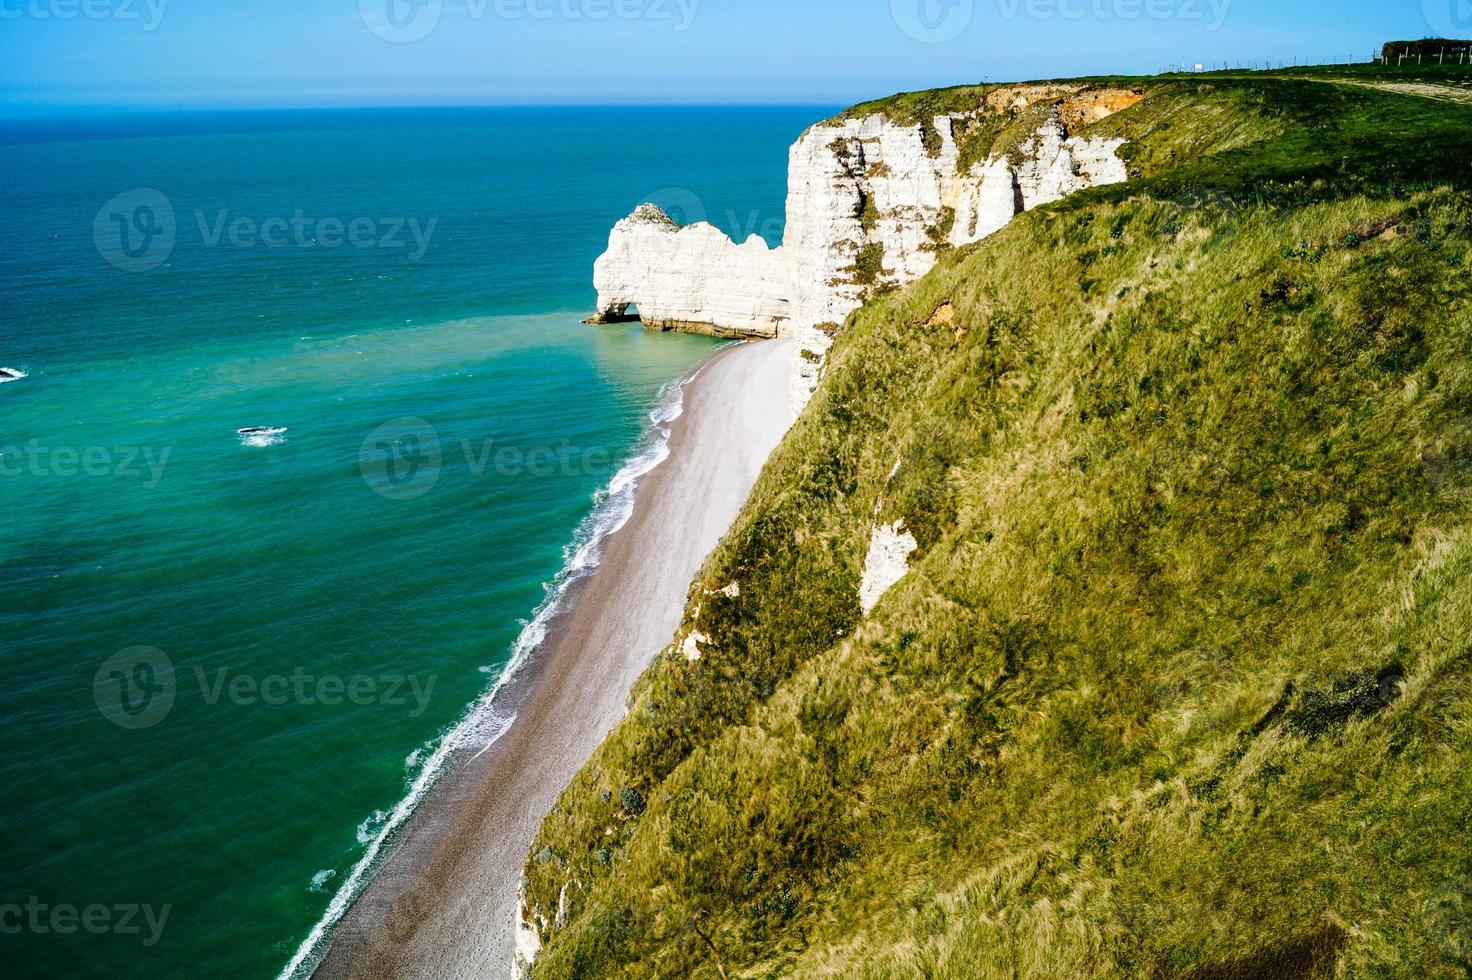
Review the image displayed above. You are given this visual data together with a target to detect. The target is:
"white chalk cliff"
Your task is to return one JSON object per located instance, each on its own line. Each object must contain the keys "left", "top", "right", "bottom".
{"left": 592, "top": 205, "right": 792, "bottom": 338}
{"left": 590, "top": 86, "right": 1143, "bottom": 412}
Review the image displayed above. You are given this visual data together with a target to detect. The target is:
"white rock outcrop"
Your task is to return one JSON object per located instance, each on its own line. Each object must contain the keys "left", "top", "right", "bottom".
{"left": 513, "top": 878, "right": 544, "bottom": 979}
{"left": 592, "top": 205, "right": 792, "bottom": 338}
{"left": 681, "top": 629, "right": 710, "bottom": 662}
{"left": 589, "top": 87, "right": 1141, "bottom": 411}
{"left": 859, "top": 521, "right": 919, "bottom": 614}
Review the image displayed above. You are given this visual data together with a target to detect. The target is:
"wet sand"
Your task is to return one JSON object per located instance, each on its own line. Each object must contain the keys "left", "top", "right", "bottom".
{"left": 311, "top": 337, "right": 794, "bottom": 979}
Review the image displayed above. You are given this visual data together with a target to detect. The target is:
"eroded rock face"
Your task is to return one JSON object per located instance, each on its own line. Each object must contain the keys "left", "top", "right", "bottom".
{"left": 589, "top": 88, "right": 1140, "bottom": 410}
{"left": 1009, "top": 117, "right": 1128, "bottom": 214}
{"left": 787, "top": 107, "right": 1128, "bottom": 326}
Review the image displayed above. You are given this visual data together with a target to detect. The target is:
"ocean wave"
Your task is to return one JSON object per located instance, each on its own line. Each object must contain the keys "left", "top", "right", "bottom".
{"left": 275, "top": 368, "right": 701, "bottom": 980}
{"left": 0, "top": 367, "right": 28, "bottom": 384}
{"left": 238, "top": 426, "right": 288, "bottom": 448}
{"left": 355, "top": 810, "right": 388, "bottom": 845}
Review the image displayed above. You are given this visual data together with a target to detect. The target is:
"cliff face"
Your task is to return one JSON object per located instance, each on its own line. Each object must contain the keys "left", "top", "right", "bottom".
{"left": 782, "top": 101, "right": 1129, "bottom": 329}
{"left": 590, "top": 85, "right": 1140, "bottom": 410}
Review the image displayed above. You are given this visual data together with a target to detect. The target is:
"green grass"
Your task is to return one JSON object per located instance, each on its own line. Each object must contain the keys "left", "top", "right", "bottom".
{"left": 523, "top": 74, "right": 1472, "bottom": 978}
{"left": 829, "top": 63, "right": 1472, "bottom": 124}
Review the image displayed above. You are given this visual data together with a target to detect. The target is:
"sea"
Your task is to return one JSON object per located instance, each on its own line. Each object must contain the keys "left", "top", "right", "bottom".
{"left": 0, "top": 104, "right": 825, "bottom": 978}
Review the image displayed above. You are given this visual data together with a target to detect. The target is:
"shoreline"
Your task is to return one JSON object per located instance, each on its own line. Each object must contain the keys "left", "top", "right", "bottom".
{"left": 307, "top": 337, "right": 794, "bottom": 979}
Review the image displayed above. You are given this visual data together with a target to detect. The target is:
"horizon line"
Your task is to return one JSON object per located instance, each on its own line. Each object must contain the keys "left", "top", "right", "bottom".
{"left": 0, "top": 99, "right": 860, "bottom": 118}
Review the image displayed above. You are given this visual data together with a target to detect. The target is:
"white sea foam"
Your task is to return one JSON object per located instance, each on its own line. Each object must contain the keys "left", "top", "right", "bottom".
{"left": 238, "top": 426, "right": 288, "bottom": 448}
{"left": 310, "top": 869, "right": 337, "bottom": 894}
{"left": 355, "top": 810, "right": 388, "bottom": 845}
{"left": 0, "top": 367, "right": 28, "bottom": 384}
{"left": 275, "top": 366, "right": 704, "bottom": 980}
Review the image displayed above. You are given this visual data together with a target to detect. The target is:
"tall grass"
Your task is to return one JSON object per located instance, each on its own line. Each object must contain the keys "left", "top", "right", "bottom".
{"left": 523, "top": 72, "right": 1472, "bottom": 978}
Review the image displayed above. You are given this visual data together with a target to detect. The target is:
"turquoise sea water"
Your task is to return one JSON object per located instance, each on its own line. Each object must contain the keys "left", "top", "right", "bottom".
{"left": 0, "top": 106, "right": 825, "bottom": 978}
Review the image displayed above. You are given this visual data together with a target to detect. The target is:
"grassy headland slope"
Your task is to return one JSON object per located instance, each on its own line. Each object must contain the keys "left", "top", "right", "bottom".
{"left": 524, "top": 70, "right": 1472, "bottom": 977}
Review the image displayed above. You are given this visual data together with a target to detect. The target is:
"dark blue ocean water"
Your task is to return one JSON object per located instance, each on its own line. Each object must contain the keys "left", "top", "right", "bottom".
{"left": 0, "top": 105, "right": 826, "bottom": 979}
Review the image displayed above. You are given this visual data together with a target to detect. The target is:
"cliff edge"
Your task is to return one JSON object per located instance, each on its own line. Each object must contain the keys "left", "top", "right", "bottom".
{"left": 532, "top": 66, "right": 1472, "bottom": 979}
{"left": 590, "top": 84, "right": 1142, "bottom": 412}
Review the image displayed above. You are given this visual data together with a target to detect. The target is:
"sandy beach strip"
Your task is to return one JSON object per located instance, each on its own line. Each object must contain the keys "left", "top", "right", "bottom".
{"left": 310, "top": 336, "right": 794, "bottom": 980}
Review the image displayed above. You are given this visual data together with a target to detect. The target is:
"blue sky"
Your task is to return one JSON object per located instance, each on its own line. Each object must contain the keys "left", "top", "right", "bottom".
{"left": 0, "top": 0, "right": 1463, "bottom": 111}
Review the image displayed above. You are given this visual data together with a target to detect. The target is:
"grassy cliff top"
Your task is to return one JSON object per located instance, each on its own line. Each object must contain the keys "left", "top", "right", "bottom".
{"left": 525, "top": 71, "right": 1472, "bottom": 978}
{"left": 815, "top": 64, "right": 1472, "bottom": 186}
{"left": 827, "top": 62, "right": 1472, "bottom": 126}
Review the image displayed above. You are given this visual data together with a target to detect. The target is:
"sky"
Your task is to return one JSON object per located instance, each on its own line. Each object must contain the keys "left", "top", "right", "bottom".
{"left": 0, "top": 0, "right": 1464, "bottom": 112}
